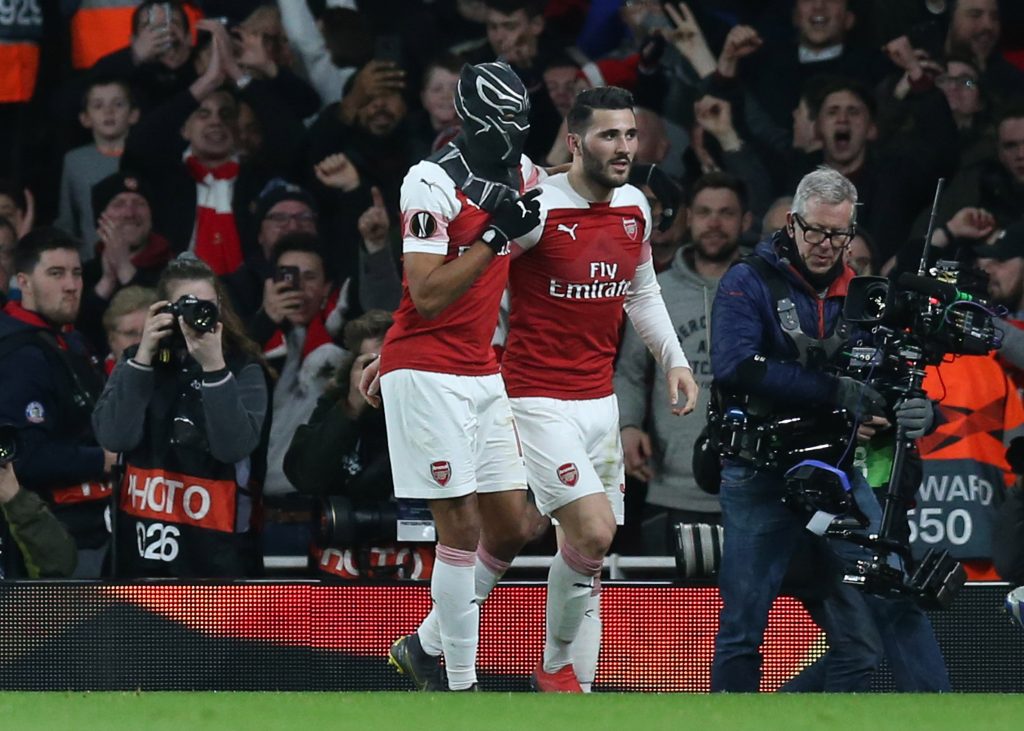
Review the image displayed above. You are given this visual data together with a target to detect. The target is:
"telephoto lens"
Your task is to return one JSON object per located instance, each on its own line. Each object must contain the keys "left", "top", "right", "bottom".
{"left": 317, "top": 496, "right": 397, "bottom": 547}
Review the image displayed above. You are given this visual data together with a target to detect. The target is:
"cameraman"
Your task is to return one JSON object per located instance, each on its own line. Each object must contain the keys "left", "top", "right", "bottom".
{"left": 92, "top": 255, "right": 269, "bottom": 578}
{"left": 709, "top": 167, "right": 948, "bottom": 692}
{"left": 283, "top": 310, "right": 431, "bottom": 580}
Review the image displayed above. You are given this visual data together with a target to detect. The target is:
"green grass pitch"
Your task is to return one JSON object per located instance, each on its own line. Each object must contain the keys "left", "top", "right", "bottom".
{"left": 2, "top": 692, "right": 1023, "bottom": 731}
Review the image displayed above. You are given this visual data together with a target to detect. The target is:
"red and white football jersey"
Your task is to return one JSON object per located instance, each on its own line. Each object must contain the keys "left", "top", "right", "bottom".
{"left": 502, "top": 173, "right": 654, "bottom": 399}
{"left": 380, "top": 155, "right": 542, "bottom": 377}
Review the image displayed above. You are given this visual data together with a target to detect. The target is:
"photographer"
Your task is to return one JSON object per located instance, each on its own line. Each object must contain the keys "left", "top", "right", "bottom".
{"left": 92, "top": 255, "right": 269, "bottom": 578}
{"left": 708, "top": 167, "right": 948, "bottom": 692}
{"left": 283, "top": 310, "right": 431, "bottom": 580}
{"left": 0, "top": 227, "right": 113, "bottom": 578}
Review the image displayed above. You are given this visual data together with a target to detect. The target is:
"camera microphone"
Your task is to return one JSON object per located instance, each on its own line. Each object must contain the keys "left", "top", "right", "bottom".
{"left": 895, "top": 273, "right": 973, "bottom": 304}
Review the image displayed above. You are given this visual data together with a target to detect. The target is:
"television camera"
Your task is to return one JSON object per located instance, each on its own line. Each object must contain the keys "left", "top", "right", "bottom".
{"left": 828, "top": 181, "right": 1002, "bottom": 608}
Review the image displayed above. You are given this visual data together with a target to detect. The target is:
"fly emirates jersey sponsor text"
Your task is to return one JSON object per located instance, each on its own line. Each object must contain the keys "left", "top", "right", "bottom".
{"left": 380, "top": 155, "right": 542, "bottom": 377}
{"left": 503, "top": 173, "right": 654, "bottom": 400}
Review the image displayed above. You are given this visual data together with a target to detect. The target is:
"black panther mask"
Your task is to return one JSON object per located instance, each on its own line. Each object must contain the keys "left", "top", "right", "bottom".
{"left": 454, "top": 61, "right": 531, "bottom": 167}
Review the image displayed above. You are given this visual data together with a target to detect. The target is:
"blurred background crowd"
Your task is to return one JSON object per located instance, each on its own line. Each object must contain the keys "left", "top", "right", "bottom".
{"left": 0, "top": 0, "right": 1023, "bottom": 583}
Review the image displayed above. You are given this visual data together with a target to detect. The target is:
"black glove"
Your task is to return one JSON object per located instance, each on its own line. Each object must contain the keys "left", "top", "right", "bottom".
{"left": 833, "top": 376, "right": 887, "bottom": 420}
{"left": 481, "top": 188, "right": 542, "bottom": 254}
{"left": 629, "top": 163, "right": 681, "bottom": 232}
{"left": 895, "top": 398, "right": 934, "bottom": 439}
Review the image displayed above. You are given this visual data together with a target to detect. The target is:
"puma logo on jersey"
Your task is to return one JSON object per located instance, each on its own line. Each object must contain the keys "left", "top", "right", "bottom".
{"left": 557, "top": 223, "right": 579, "bottom": 240}
{"left": 420, "top": 178, "right": 443, "bottom": 194}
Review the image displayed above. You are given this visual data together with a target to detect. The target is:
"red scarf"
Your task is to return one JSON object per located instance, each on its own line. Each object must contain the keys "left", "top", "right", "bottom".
{"left": 3, "top": 301, "right": 72, "bottom": 349}
{"left": 262, "top": 290, "right": 340, "bottom": 363}
{"left": 185, "top": 153, "right": 243, "bottom": 276}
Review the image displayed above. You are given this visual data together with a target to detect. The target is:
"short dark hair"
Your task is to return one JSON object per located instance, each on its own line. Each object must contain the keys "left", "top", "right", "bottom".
{"left": 943, "top": 50, "right": 982, "bottom": 76}
{"left": 343, "top": 309, "right": 394, "bottom": 352}
{"left": 808, "top": 76, "right": 877, "bottom": 121}
{"left": 484, "top": 0, "right": 545, "bottom": 18}
{"left": 687, "top": 171, "right": 749, "bottom": 212}
{"left": 566, "top": 86, "right": 635, "bottom": 135}
{"left": 271, "top": 231, "right": 327, "bottom": 271}
{"left": 543, "top": 52, "right": 581, "bottom": 72}
{"left": 131, "top": 1, "right": 189, "bottom": 35}
{"left": 422, "top": 53, "right": 463, "bottom": 89}
{"left": 995, "top": 98, "right": 1024, "bottom": 129}
{"left": 12, "top": 227, "right": 81, "bottom": 275}
{"left": 80, "top": 74, "right": 135, "bottom": 113}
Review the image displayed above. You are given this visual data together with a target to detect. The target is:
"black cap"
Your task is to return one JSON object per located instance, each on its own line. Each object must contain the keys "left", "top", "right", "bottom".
{"left": 91, "top": 171, "right": 153, "bottom": 225}
{"left": 974, "top": 221, "right": 1024, "bottom": 262}
{"left": 253, "top": 179, "right": 318, "bottom": 225}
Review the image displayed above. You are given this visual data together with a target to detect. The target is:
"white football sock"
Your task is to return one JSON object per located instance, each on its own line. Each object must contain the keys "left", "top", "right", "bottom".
{"left": 570, "top": 585, "right": 602, "bottom": 692}
{"left": 542, "top": 541, "right": 602, "bottom": 674}
{"left": 418, "top": 544, "right": 510, "bottom": 657}
{"left": 431, "top": 544, "right": 478, "bottom": 690}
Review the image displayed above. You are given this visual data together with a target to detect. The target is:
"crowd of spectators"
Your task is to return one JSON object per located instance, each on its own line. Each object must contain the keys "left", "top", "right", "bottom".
{"left": 0, "top": 0, "right": 1023, "bottom": 583}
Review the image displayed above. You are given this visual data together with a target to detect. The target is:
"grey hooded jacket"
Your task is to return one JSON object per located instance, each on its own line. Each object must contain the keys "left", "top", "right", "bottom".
{"left": 614, "top": 245, "right": 722, "bottom": 513}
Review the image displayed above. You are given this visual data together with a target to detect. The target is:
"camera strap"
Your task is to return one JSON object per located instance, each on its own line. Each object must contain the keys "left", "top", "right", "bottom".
{"left": 0, "top": 329, "right": 102, "bottom": 414}
{"left": 744, "top": 255, "right": 848, "bottom": 369}
{"left": 35, "top": 331, "right": 103, "bottom": 413}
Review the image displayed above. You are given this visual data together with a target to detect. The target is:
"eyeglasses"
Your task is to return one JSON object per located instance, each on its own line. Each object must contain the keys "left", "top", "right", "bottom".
{"left": 793, "top": 213, "right": 855, "bottom": 250}
{"left": 936, "top": 74, "right": 977, "bottom": 89}
{"left": 265, "top": 212, "right": 317, "bottom": 226}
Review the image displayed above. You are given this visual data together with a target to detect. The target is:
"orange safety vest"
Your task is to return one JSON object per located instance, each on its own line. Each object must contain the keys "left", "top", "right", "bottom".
{"left": 70, "top": 1, "right": 205, "bottom": 70}
{"left": 0, "top": 40, "right": 40, "bottom": 103}
{"left": 918, "top": 353, "right": 1024, "bottom": 578}
{"left": 70, "top": 0, "right": 139, "bottom": 70}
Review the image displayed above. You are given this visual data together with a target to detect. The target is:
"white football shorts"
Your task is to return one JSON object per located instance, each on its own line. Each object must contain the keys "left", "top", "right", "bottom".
{"left": 381, "top": 369, "right": 528, "bottom": 500}
{"left": 510, "top": 394, "right": 625, "bottom": 524}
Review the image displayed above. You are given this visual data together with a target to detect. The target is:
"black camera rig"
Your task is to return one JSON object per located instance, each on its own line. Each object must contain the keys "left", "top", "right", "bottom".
{"left": 830, "top": 180, "right": 1002, "bottom": 609}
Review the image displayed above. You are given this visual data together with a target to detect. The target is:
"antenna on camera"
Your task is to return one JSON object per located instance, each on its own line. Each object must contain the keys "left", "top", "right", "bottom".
{"left": 918, "top": 178, "right": 946, "bottom": 276}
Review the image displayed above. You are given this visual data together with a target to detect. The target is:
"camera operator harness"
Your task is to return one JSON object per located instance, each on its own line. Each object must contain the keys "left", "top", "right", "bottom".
{"left": 707, "top": 254, "right": 854, "bottom": 486}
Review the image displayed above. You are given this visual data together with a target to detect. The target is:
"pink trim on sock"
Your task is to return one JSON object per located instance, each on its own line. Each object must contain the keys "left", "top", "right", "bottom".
{"left": 560, "top": 541, "right": 603, "bottom": 576}
{"left": 476, "top": 544, "right": 511, "bottom": 575}
{"left": 591, "top": 575, "right": 602, "bottom": 597}
{"left": 435, "top": 544, "right": 477, "bottom": 568}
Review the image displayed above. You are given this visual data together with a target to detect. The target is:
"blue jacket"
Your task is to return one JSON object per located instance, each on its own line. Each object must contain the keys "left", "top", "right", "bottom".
{"left": 711, "top": 232, "right": 854, "bottom": 407}
{"left": 0, "top": 307, "right": 106, "bottom": 494}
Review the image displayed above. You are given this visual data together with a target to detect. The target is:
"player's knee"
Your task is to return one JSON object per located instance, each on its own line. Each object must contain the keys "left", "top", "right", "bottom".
{"left": 431, "top": 497, "right": 482, "bottom": 551}
{"left": 576, "top": 518, "right": 615, "bottom": 559}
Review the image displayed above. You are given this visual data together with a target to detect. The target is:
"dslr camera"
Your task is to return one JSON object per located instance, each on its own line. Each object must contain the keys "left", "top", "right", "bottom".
{"left": 159, "top": 294, "right": 219, "bottom": 333}
{"left": 156, "top": 295, "right": 219, "bottom": 364}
